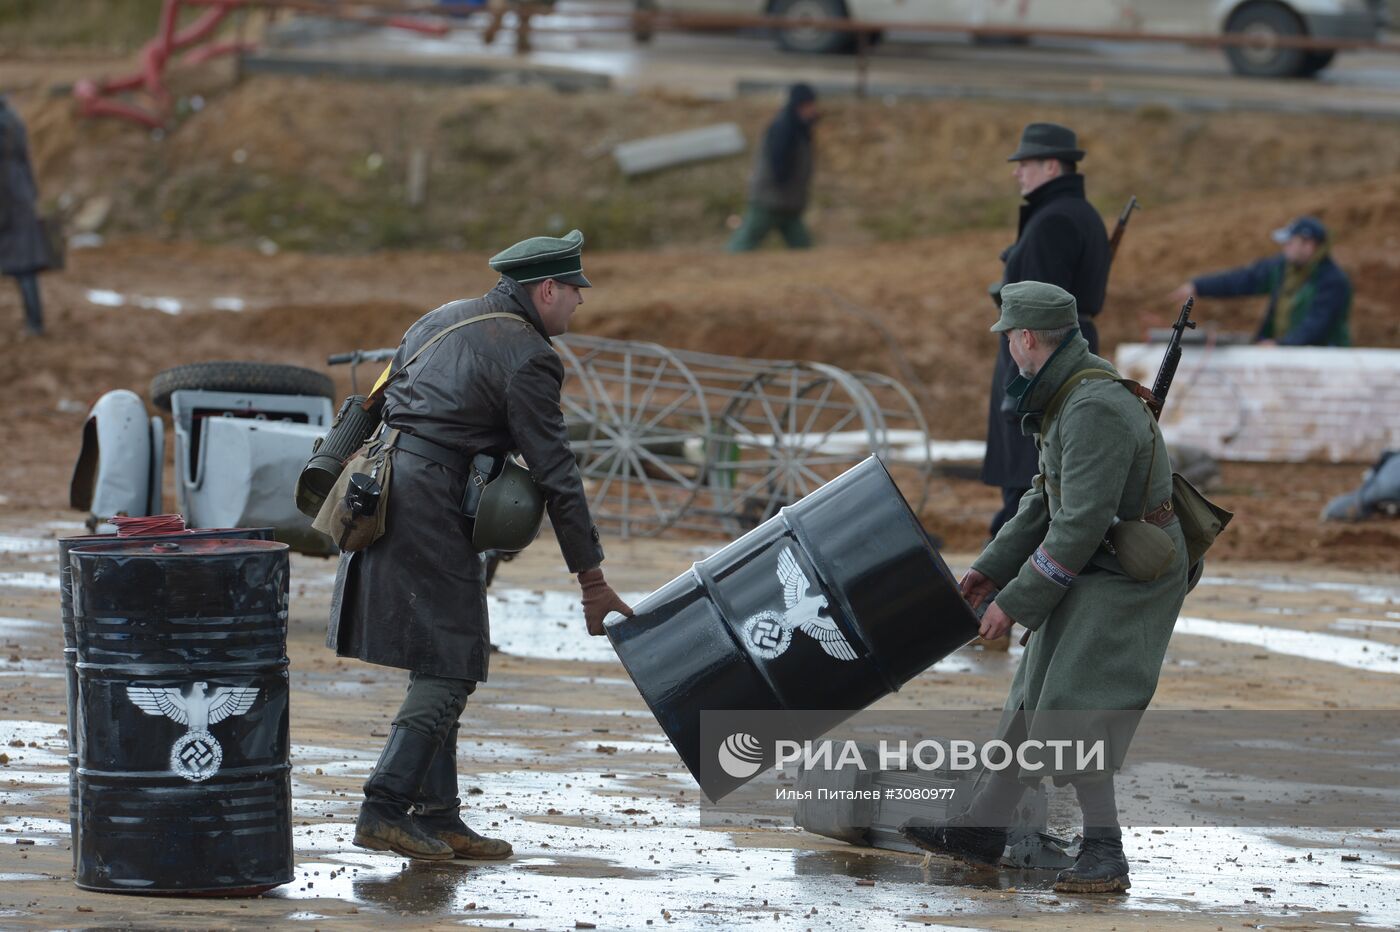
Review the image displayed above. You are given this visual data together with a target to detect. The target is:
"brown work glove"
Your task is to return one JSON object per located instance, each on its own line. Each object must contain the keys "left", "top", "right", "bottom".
{"left": 577, "top": 567, "right": 633, "bottom": 636}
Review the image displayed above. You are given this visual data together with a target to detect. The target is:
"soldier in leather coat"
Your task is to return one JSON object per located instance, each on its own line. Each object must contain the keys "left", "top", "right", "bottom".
{"left": 330, "top": 229, "right": 633, "bottom": 861}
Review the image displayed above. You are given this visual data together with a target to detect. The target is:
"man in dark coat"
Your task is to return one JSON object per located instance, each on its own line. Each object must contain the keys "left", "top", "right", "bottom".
{"left": 1169, "top": 215, "right": 1351, "bottom": 347}
{"left": 328, "top": 229, "right": 633, "bottom": 861}
{"left": 727, "top": 83, "right": 818, "bottom": 252}
{"left": 0, "top": 97, "right": 50, "bottom": 336}
{"left": 982, "top": 123, "right": 1110, "bottom": 539}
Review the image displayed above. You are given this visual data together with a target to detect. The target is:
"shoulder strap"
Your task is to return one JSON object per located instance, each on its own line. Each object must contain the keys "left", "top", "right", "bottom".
{"left": 1042, "top": 368, "right": 1158, "bottom": 433}
{"left": 1042, "top": 369, "right": 1117, "bottom": 431}
{"left": 364, "top": 311, "right": 521, "bottom": 409}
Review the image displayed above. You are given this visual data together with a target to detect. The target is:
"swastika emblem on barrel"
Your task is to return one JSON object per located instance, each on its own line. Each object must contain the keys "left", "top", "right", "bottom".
{"left": 127, "top": 682, "right": 259, "bottom": 783}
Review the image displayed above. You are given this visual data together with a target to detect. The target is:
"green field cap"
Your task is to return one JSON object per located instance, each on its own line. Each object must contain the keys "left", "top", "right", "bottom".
{"left": 990, "top": 281, "right": 1079, "bottom": 332}
{"left": 489, "top": 229, "right": 591, "bottom": 287}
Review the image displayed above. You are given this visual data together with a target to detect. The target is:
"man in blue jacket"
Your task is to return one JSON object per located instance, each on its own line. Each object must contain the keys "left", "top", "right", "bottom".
{"left": 1169, "top": 216, "right": 1351, "bottom": 346}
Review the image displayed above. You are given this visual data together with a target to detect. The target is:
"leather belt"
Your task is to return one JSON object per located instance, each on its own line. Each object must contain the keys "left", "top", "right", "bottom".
{"left": 1142, "top": 499, "right": 1177, "bottom": 528}
{"left": 391, "top": 430, "right": 471, "bottom": 475}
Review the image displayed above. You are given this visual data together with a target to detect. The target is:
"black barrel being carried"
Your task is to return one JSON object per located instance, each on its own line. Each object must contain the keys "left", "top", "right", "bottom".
{"left": 56, "top": 525, "right": 272, "bottom": 872}
{"left": 606, "top": 457, "right": 980, "bottom": 801}
{"left": 69, "top": 538, "right": 292, "bottom": 895}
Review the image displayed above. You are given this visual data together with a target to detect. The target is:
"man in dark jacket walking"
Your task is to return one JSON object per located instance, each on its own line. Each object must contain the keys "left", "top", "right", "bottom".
{"left": 1169, "top": 215, "right": 1351, "bottom": 347}
{"left": 329, "top": 229, "right": 633, "bottom": 861}
{"left": 727, "top": 84, "right": 818, "bottom": 252}
{"left": 982, "top": 123, "right": 1110, "bottom": 538}
{"left": 0, "top": 97, "right": 51, "bottom": 336}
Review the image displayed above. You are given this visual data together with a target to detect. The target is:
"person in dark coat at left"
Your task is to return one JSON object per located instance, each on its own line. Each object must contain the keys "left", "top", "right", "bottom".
{"left": 0, "top": 96, "right": 52, "bottom": 336}
{"left": 981, "top": 123, "right": 1110, "bottom": 541}
{"left": 328, "top": 229, "right": 633, "bottom": 861}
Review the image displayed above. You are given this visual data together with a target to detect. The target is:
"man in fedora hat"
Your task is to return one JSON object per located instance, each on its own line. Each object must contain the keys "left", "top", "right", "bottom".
{"left": 328, "top": 229, "right": 633, "bottom": 862}
{"left": 903, "top": 281, "right": 1187, "bottom": 895}
{"left": 1169, "top": 215, "right": 1351, "bottom": 347}
{"left": 982, "top": 122, "right": 1111, "bottom": 542}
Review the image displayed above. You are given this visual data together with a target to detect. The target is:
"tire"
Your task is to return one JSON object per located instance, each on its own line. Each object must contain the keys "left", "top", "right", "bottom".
{"left": 1298, "top": 49, "right": 1336, "bottom": 76}
{"left": 150, "top": 361, "right": 336, "bottom": 412}
{"left": 773, "top": 0, "right": 855, "bottom": 55}
{"left": 1224, "top": 2, "right": 1310, "bottom": 78}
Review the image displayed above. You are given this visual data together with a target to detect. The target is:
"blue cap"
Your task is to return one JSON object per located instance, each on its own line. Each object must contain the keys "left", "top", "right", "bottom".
{"left": 1272, "top": 216, "right": 1328, "bottom": 244}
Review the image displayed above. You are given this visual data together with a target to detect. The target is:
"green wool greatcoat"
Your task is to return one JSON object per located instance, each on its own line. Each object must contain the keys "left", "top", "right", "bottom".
{"left": 972, "top": 332, "right": 1188, "bottom": 782}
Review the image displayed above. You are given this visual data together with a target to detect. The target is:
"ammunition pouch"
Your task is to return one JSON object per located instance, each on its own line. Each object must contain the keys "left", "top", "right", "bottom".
{"left": 1172, "top": 473, "right": 1233, "bottom": 567}
{"left": 296, "top": 394, "right": 381, "bottom": 518}
{"left": 312, "top": 428, "right": 395, "bottom": 552}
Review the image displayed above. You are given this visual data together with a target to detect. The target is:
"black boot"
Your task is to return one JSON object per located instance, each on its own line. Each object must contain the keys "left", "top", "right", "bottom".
{"left": 900, "top": 814, "right": 1008, "bottom": 868}
{"left": 17, "top": 274, "right": 42, "bottom": 336}
{"left": 355, "top": 726, "right": 454, "bottom": 860}
{"left": 1054, "top": 828, "right": 1131, "bottom": 894}
{"left": 412, "top": 723, "right": 512, "bottom": 860}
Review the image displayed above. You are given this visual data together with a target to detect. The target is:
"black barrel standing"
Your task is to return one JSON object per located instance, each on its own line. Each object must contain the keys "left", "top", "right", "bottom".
{"left": 607, "top": 457, "right": 980, "bottom": 801}
{"left": 69, "top": 539, "right": 292, "bottom": 894}
{"left": 56, "top": 527, "right": 272, "bottom": 872}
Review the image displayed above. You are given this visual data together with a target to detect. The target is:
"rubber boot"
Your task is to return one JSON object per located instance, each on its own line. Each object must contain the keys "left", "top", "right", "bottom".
{"left": 17, "top": 274, "right": 42, "bottom": 336}
{"left": 900, "top": 813, "right": 1008, "bottom": 868}
{"left": 354, "top": 726, "right": 454, "bottom": 860}
{"left": 1054, "top": 828, "right": 1131, "bottom": 894}
{"left": 412, "top": 723, "right": 512, "bottom": 860}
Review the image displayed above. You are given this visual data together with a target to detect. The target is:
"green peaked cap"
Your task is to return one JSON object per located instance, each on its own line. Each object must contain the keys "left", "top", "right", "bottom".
{"left": 990, "top": 281, "right": 1079, "bottom": 332}
{"left": 489, "top": 228, "right": 591, "bottom": 287}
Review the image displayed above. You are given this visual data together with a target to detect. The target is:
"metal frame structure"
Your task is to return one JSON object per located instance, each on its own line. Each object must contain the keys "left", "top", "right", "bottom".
{"left": 329, "top": 334, "right": 934, "bottom": 539}
{"left": 556, "top": 335, "right": 932, "bottom": 538}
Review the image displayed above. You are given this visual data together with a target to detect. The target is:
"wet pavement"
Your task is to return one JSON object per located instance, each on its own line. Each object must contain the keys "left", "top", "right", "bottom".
{"left": 0, "top": 513, "right": 1397, "bottom": 928}
{"left": 250, "top": 2, "right": 1400, "bottom": 119}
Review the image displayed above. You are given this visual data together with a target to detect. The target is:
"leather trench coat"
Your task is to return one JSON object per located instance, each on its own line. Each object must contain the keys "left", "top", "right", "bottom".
{"left": 328, "top": 276, "right": 604, "bottom": 681}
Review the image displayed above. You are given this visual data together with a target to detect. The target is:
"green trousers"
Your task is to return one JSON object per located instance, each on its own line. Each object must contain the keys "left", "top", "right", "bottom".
{"left": 727, "top": 206, "right": 813, "bottom": 252}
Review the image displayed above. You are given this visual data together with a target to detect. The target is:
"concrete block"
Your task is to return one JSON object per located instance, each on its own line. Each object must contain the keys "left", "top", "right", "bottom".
{"left": 612, "top": 122, "right": 746, "bottom": 176}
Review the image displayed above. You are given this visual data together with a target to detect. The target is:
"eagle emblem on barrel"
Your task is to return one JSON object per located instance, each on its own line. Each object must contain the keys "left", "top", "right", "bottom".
{"left": 740, "top": 546, "right": 857, "bottom": 662}
{"left": 127, "top": 681, "right": 260, "bottom": 782}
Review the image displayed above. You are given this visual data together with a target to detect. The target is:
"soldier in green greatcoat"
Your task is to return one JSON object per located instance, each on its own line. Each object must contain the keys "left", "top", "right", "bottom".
{"left": 904, "top": 281, "right": 1188, "bottom": 894}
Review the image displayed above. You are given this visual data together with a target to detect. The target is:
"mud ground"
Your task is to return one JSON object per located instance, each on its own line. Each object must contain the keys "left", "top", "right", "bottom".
{"left": 0, "top": 514, "right": 1397, "bottom": 930}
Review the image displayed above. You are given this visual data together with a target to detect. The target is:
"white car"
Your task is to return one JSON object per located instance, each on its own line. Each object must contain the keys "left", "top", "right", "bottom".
{"left": 641, "top": 0, "right": 1386, "bottom": 77}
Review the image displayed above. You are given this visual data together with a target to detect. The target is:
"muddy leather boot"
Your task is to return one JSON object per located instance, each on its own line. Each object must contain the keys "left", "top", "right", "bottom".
{"left": 900, "top": 814, "right": 1008, "bottom": 868}
{"left": 1054, "top": 828, "right": 1131, "bottom": 894}
{"left": 355, "top": 726, "right": 454, "bottom": 860}
{"left": 412, "top": 724, "right": 512, "bottom": 860}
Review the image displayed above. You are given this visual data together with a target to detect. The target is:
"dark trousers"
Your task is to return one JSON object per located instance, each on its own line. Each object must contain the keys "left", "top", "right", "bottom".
{"left": 13, "top": 273, "right": 42, "bottom": 334}
{"left": 989, "top": 485, "right": 1029, "bottom": 538}
{"left": 727, "top": 206, "right": 813, "bottom": 252}
{"left": 393, "top": 671, "right": 475, "bottom": 743}
{"left": 363, "top": 672, "right": 476, "bottom": 812}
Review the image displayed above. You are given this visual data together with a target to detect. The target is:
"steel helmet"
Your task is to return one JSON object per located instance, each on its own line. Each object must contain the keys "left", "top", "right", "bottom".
{"left": 471, "top": 457, "right": 545, "bottom": 552}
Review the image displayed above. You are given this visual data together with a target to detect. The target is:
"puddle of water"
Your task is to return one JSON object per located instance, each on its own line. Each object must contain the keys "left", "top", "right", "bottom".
{"left": 0, "top": 572, "right": 58, "bottom": 591}
{"left": 1197, "top": 575, "right": 1400, "bottom": 607}
{"left": 0, "top": 617, "right": 46, "bottom": 636}
{"left": 0, "top": 536, "right": 50, "bottom": 555}
{"left": 1333, "top": 618, "right": 1400, "bottom": 633}
{"left": 0, "top": 817, "right": 68, "bottom": 843}
{"left": 488, "top": 588, "right": 648, "bottom": 663}
{"left": 0, "top": 721, "right": 69, "bottom": 749}
{"left": 1174, "top": 617, "right": 1400, "bottom": 674}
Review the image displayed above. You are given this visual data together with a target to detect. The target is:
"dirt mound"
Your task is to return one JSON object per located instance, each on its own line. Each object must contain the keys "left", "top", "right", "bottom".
{"left": 10, "top": 75, "right": 1400, "bottom": 252}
